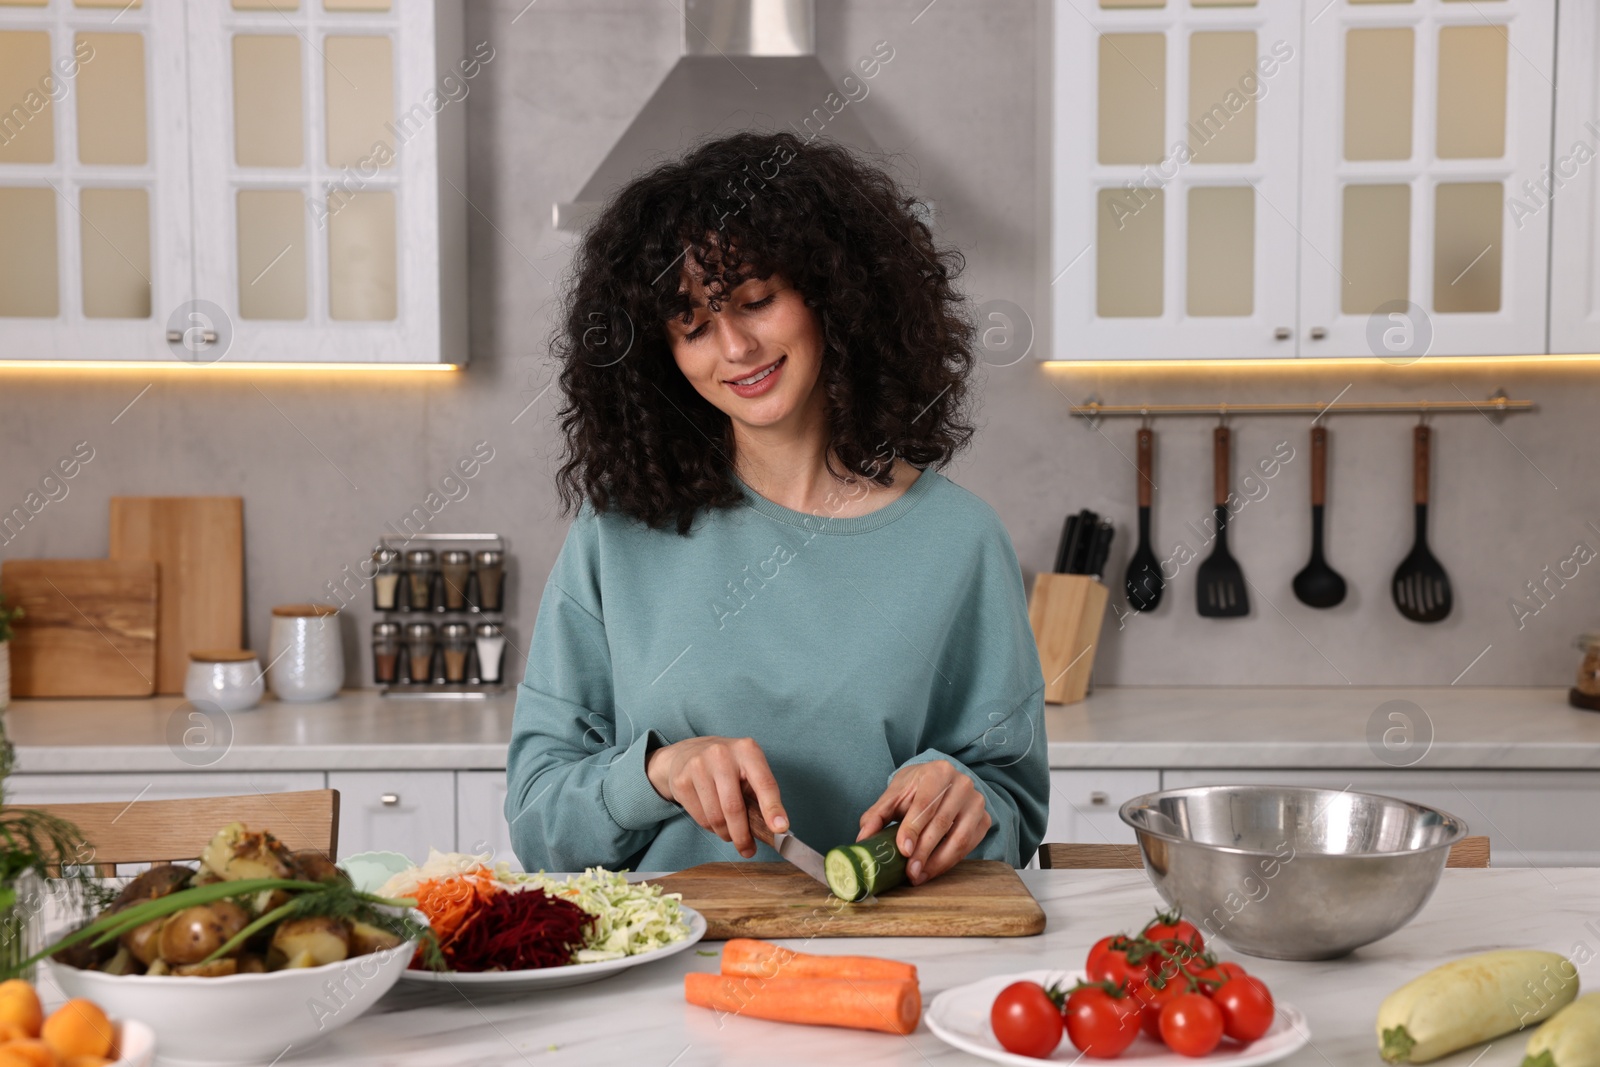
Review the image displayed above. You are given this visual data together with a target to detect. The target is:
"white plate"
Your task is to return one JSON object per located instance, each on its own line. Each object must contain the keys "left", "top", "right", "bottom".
{"left": 397, "top": 905, "right": 707, "bottom": 991}
{"left": 113, "top": 1018, "right": 155, "bottom": 1067}
{"left": 926, "top": 969, "right": 1310, "bottom": 1067}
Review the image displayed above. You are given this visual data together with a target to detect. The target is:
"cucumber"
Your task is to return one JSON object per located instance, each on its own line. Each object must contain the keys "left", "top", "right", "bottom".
{"left": 1377, "top": 950, "right": 1579, "bottom": 1063}
{"left": 1523, "top": 992, "right": 1600, "bottom": 1067}
{"left": 824, "top": 825, "right": 908, "bottom": 902}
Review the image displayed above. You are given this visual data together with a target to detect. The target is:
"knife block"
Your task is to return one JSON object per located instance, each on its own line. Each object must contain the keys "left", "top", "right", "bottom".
{"left": 1027, "top": 573, "right": 1109, "bottom": 705}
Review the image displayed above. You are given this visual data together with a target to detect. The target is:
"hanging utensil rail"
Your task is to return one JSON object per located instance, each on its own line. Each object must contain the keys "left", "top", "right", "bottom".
{"left": 1072, "top": 392, "right": 1534, "bottom": 426}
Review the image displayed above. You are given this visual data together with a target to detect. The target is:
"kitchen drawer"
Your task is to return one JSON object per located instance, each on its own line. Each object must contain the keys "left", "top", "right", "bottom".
{"left": 456, "top": 771, "right": 520, "bottom": 872}
{"left": 328, "top": 771, "right": 456, "bottom": 863}
{"left": 1160, "top": 770, "right": 1600, "bottom": 867}
{"left": 1042, "top": 770, "right": 1161, "bottom": 853}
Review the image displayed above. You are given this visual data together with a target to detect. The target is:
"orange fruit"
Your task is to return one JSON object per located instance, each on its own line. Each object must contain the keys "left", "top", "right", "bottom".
{"left": 0, "top": 1038, "right": 55, "bottom": 1067}
{"left": 0, "top": 1021, "right": 29, "bottom": 1041}
{"left": 0, "top": 981, "right": 42, "bottom": 1038}
{"left": 60, "top": 1058, "right": 112, "bottom": 1067}
{"left": 41, "top": 1001, "right": 111, "bottom": 1061}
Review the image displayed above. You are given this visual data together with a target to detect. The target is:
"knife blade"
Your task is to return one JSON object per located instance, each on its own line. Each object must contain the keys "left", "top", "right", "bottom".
{"left": 743, "top": 793, "right": 832, "bottom": 889}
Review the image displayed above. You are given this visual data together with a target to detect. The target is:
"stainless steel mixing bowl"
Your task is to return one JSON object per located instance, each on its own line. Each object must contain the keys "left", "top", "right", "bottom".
{"left": 1119, "top": 784, "right": 1468, "bottom": 960}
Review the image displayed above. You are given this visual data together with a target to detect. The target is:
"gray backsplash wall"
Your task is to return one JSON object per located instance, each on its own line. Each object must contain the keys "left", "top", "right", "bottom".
{"left": 0, "top": 0, "right": 1595, "bottom": 689}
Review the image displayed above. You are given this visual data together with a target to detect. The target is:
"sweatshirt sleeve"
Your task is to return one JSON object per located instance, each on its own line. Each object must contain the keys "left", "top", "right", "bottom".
{"left": 504, "top": 504, "right": 682, "bottom": 871}
{"left": 895, "top": 517, "right": 1050, "bottom": 868}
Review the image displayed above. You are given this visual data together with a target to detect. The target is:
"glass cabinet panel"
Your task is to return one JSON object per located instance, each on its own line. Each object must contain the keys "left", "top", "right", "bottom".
{"left": 1344, "top": 28, "right": 1413, "bottom": 161}
{"left": 1187, "top": 186, "right": 1253, "bottom": 316}
{"left": 0, "top": 31, "right": 54, "bottom": 164}
{"left": 1096, "top": 187, "right": 1163, "bottom": 318}
{"left": 76, "top": 32, "right": 148, "bottom": 166}
{"left": 323, "top": 35, "right": 393, "bottom": 168}
{"left": 1436, "top": 25, "right": 1506, "bottom": 159}
{"left": 79, "top": 187, "right": 151, "bottom": 319}
{"left": 1098, "top": 34, "right": 1165, "bottom": 164}
{"left": 1341, "top": 184, "right": 1410, "bottom": 316}
{"left": 328, "top": 190, "right": 396, "bottom": 320}
{"left": 1187, "top": 32, "right": 1256, "bottom": 164}
{"left": 1433, "top": 182, "right": 1502, "bottom": 313}
{"left": 237, "top": 189, "right": 307, "bottom": 320}
{"left": 0, "top": 187, "right": 58, "bottom": 317}
{"left": 233, "top": 35, "right": 304, "bottom": 168}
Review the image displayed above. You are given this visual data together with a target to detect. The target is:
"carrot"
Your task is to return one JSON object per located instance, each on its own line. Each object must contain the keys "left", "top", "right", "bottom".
{"left": 720, "top": 938, "right": 918, "bottom": 983}
{"left": 684, "top": 972, "right": 920, "bottom": 1036}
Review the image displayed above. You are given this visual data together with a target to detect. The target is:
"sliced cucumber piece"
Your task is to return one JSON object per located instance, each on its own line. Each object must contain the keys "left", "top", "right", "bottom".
{"left": 824, "top": 825, "right": 908, "bottom": 901}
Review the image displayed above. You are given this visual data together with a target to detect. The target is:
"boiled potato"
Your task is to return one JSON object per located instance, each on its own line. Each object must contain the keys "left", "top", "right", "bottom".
{"left": 288, "top": 851, "right": 348, "bottom": 886}
{"left": 100, "top": 945, "right": 141, "bottom": 976}
{"left": 172, "top": 958, "right": 240, "bottom": 978}
{"left": 236, "top": 954, "right": 267, "bottom": 974}
{"left": 110, "top": 864, "right": 194, "bottom": 911}
{"left": 157, "top": 901, "right": 250, "bottom": 966}
{"left": 269, "top": 917, "right": 350, "bottom": 969}
{"left": 120, "top": 917, "right": 167, "bottom": 966}
{"left": 349, "top": 922, "right": 403, "bottom": 956}
{"left": 201, "top": 822, "right": 293, "bottom": 882}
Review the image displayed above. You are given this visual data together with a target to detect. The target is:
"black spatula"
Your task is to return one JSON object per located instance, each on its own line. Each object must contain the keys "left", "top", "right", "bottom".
{"left": 1197, "top": 426, "right": 1249, "bottom": 617}
{"left": 1125, "top": 427, "right": 1163, "bottom": 612}
{"left": 1392, "top": 425, "right": 1453, "bottom": 623}
{"left": 1292, "top": 426, "right": 1348, "bottom": 608}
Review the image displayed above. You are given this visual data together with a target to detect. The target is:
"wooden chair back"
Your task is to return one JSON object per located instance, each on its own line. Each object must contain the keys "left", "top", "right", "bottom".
{"left": 1038, "top": 835, "right": 1491, "bottom": 870}
{"left": 14, "top": 789, "right": 340, "bottom": 873}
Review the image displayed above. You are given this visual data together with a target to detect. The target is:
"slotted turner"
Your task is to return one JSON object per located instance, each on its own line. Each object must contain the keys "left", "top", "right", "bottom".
{"left": 1197, "top": 426, "right": 1249, "bottom": 618}
{"left": 1392, "top": 425, "right": 1453, "bottom": 623}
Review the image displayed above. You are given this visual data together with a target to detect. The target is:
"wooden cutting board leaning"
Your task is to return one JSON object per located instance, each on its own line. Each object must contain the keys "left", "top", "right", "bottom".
{"left": 109, "top": 497, "right": 245, "bottom": 695}
{"left": 652, "top": 860, "right": 1047, "bottom": 940}
{"left": 0, "top": 559, "right": 158, "bottom": 697}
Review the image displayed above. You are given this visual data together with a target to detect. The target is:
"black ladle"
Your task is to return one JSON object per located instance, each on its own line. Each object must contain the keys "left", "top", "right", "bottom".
{"left": 1392, "top": 425, "right": 1453, "bottom": 623}
{"left": 1125, "top": 427, "right": 1163, "bottom": 612}
{"left": 1292, "top": 426, "right": 1347, "bottom": 608}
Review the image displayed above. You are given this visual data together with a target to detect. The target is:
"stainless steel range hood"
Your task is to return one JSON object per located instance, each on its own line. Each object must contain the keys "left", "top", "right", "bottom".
{"left": 554, "top": 0, "right": 887, "bottom": 231}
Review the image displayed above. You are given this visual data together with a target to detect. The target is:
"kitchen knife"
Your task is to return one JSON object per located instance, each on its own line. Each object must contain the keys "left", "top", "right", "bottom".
{"left": 1052, "top": 514, "right": 1076, "bottom": 574}
{"left": 1058, "top": 514, "right": 1085, "bottom": 574}
{"left": 1068, "top": 509, "right": 1099, "bottom": 573}
{"left": 743, "top": 793, "right": 831, "bottom": 889}
{"left": 1086, "top": 521, "right": 1115, "bottom": 579}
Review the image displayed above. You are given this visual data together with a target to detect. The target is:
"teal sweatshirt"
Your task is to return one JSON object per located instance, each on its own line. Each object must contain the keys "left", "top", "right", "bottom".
{"left": 504, "top": 466, "right": 1049, "bottom": 875}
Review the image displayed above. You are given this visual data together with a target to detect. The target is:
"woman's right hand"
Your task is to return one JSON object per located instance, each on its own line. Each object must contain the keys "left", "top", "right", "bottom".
{"left": 645, "top": 736, "right": 789, "bottom": 858}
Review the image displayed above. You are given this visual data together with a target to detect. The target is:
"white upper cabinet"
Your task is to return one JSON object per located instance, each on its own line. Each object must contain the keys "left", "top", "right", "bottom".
{"left": 1052, "top": 0, "right": 1303, "bottom": 360}
{"left": 0, "top": 0, "right": 467, "bottom": 365}
{"left": 1299, "top": 0, "right": 1553, "bottom": 359}
{"left": 1051, "top": 0, "right": 1556, "bottom": 360}
{"left": 1549, "top": 1, "right": 1600, "bottom": 353}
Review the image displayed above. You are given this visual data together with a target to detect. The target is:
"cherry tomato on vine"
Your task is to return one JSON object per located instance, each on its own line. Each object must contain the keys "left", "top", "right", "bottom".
{"left": 1136, "top": 977, "right": 1185, "bottom": 1039}
{"left": 1159, "top": 993, "right": 1224, "bottom": 1057}
{"left": 990, "top": 981, "right": 1064, "bottom": 1059}
{"left": 1064, "top": 985, "right": 1143, "bottom": 1058}
{"left": 1213, "top": 973, "right": 1275, "bottom": 1042}
{"left": 1086, "top": 937, "right": 1155, "bottom": 993}
{"left": 1217, "top": 960, "right": 1250, "bottom": 981}
{"left": 1144, "top": 913, "right": 1204, "bottom": 953}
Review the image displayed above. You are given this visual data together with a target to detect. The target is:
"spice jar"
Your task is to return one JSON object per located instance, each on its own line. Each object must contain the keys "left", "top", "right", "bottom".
{"left": 1573, "top": 633, "right": 1600, "bottom": 711}
{"left": 441, "top": 550, "right": 472, "bottom": 611}
{"left": 473, "top": 549, "right": 505, "bottom": 613}
{"left": 372, "top": 621, "right": 402, "bottom": 685}
{"left": 371, "top": 547, "right": 402, "bottom": 611}
{"left": 404, "top": 622, "right": 437, "bottom": 684}
{"left": 474, "top": 621, "right": 507, "bottom": 684}
{"left": 405, "top": 549, "right": 436, "bottom": 612}
{"left": 441, "top": 622, "right": 471, "bottom": 684}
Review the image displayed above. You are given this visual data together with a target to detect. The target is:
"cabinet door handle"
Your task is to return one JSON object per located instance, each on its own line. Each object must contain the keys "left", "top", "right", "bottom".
{"left": 1274, "top": 327, "right": 1291, "bottom": 341}
{"left": 380, "top": 793, "right": 400, "bottom": 807}
{"left": 1309, "top": 326, "right": 1328, "bottom": 340}
{"left": 1089, "top": 791, "right": 1110, "bottom": 807}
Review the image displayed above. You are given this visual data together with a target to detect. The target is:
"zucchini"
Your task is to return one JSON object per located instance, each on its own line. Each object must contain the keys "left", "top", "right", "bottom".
{"left": 1377, "top": 950, "right": 1579, "bottom": 1063}
{"left": 1523, "top": 992, "right": 1600, "bottom": 1067}
{"left": 824, "top": 825, "right": 907, "bottom": 902}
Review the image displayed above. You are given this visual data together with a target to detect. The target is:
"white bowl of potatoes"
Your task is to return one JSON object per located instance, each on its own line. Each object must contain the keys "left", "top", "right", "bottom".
{"left": 46, "top": 823, "right": 426, "bottom": 1066}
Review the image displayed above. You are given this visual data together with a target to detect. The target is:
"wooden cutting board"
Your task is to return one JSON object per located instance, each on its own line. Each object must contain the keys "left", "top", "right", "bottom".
{"left": 0, "top": 559, "right": 158, "bottom": 697}
{"left": 109, "top": 497, "right": 244, "bottom": 694}
{"left": 651, "top": 860, "right": 1046, "bottom": 939}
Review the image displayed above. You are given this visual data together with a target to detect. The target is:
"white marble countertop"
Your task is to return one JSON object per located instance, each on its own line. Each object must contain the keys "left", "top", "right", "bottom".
{"left": 38, "top": 867, "right": 1589, "bottom": 1066}
{"left": 6, "top": 686, "right": 1599, "bottom": 773}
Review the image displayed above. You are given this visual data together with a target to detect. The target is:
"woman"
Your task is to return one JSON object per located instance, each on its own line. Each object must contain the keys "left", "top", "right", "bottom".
{"left": 506, "top": 130, "right": 1048, "bottom": 885}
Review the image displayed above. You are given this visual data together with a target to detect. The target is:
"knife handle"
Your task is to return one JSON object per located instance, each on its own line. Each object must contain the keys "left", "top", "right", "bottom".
{"left": 741, "top": 786, "right": 778, "bottom": 849}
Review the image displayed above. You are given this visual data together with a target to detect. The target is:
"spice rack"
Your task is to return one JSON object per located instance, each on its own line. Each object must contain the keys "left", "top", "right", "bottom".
{"left": 368, "top": 532, "right": 512, "bottom": 700}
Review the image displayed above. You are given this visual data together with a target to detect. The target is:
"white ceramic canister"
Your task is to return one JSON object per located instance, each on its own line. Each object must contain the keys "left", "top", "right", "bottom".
{"left": 267, "top": 604, "right": 344, "bottom": 702}
{"left": 184, "top": 649, "right": 265, "bottom": 712}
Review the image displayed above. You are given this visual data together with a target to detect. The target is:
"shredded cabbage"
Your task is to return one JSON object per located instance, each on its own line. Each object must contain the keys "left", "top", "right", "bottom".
{"left": 379, "top": 854, "right": 689, "bottom": 965}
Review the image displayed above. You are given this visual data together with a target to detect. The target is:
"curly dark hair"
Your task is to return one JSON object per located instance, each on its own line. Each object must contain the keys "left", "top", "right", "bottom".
{"left": 551, "top": 129, "right": 978, "bottom": 535}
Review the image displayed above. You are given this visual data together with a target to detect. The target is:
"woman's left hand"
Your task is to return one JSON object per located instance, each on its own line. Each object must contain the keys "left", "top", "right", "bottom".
{"left": 856, "top": 760, "right": 992, "bottom": 886}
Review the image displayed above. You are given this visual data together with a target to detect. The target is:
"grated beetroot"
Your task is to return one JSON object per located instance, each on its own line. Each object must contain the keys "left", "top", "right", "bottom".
{"left": 435, "top": 887, "right": 595, "bottom": 972}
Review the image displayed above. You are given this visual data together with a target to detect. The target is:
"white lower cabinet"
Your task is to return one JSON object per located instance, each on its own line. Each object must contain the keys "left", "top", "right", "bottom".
{"left": 456, "top": 771, "right": 520, "bottom": 872}
{"left": 1160, "top": 769, "right": 1600, "bottom": 868}
{"left": 6, "top": 772, "right": 326, "bottom": 806}
{"left": 1044, "top": 770, "right": 1162, "bottom": 848}
{"left": 327, "top": 771, "right": 456, "bottom": 863}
